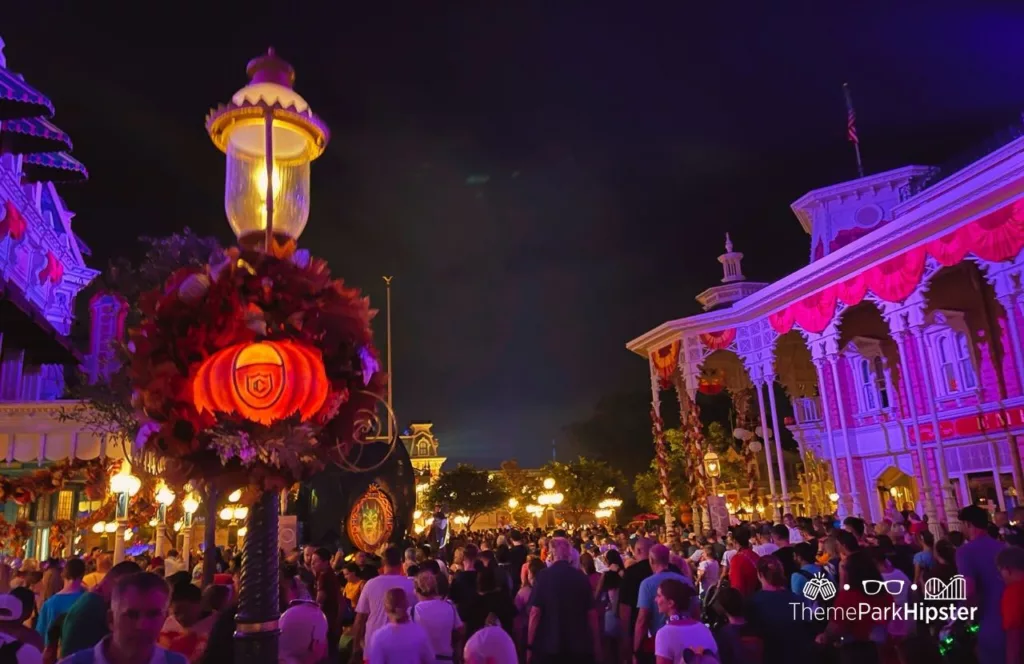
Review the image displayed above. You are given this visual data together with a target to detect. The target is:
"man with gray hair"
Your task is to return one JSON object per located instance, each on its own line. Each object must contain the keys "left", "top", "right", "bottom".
{"left": 527, "top": 538, "right": 601, "bottom": 663}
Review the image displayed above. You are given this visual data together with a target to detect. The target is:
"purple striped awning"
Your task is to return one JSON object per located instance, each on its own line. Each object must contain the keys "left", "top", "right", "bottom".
{"left": 2, "top": 116, "right": 72, "bottom": 154}
{"left": 0, "top": 68, "right": 53, "bottom": 120}
{"left": 22, "top": 151, "right": 88, "bottom": 183}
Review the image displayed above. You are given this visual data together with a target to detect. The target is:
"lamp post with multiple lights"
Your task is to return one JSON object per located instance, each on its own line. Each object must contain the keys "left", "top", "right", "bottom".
{"left": 109, "top": 464, "right": 141, "bottom": 563}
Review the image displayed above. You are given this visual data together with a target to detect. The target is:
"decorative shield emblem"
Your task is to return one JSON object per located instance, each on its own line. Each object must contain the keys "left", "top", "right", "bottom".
{"left": 233, "top": 343, "right": 286, "bottom": 411}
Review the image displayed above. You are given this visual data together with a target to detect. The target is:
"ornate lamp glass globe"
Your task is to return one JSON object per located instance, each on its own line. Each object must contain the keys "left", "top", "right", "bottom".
{"left": 233, "top": 506, "right": 249, "bottom": 521}
{"left": 207, "top": 49, "right": 329, "bottom": 249}
{"left": 228, "top": 489, "right": 243, "bottom": 503}
{"left": 543, "top": 478, "right": 555, "bottom": 490}
{"left": 703, "top": 451, "right": 721, "bottom": 479}
{"left": 148, "top": 518, "right": 158, "bottom": 527}
{"left": 183, "top": 495, "right": 200, "bottom": 514}
{"left": 173, "top": 521, "right": 183, "bottom": 532}
{"left": 237, "top": 526, "right": 248, "bottom": 538}
{"left": 219, "top": 507, "right": 235, "bottom": 521}
{"left": 124, "top": 529, "right": 134, "bottom": 541}
{"left": 155, "top": 484, "right": 176, "bottom": 506}
{"left": 829, "top": 492, "right": 840, "bottom": 503}
{"left": 91, "top": 522, "right": 105, "bottom": 534}
{"left": 104, "top": 522, "right": 118, "bottom": 533}
{"left": 413, "top": 509, "right": 422, "bottom": 520}
{"left": 508, "top": 498, "right": 519, "bottom": 509}
{"left": 110, "top": 466, "right": 141, "bottom": 496}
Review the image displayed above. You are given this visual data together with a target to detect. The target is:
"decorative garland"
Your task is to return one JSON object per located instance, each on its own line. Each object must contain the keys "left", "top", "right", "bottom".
{"left": 130, "top": 247, "right": 385, "bottom": 495}
{"left": 0, "top": 459, "right": 113, "bottom": 506}
{"left": 0, "top": 516, "right": 31, "bottom": 552}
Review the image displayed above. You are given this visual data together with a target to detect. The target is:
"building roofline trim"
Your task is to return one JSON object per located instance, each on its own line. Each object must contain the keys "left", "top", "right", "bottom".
{"left": 627, "top": 136, "right": 1024, "bottom": 356}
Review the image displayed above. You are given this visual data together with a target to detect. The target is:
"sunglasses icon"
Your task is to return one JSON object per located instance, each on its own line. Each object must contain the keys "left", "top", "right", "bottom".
{"left": 862, "top": 579, "right": 904, "bottom": 596}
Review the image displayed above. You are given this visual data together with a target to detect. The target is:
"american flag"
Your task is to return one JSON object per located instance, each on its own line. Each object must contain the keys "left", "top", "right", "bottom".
{"left": 844, "top": 83, "right": 859, "bottom": 145}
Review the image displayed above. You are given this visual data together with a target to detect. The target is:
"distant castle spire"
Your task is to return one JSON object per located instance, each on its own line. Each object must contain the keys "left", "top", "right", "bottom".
{"left": 718, "top": 233, "right": 745, "bottom": 284}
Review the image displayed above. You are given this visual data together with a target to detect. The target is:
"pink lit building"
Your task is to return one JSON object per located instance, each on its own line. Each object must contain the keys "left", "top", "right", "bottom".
{"left": 627, "top": 138, "right": 1024, "bottom": 531}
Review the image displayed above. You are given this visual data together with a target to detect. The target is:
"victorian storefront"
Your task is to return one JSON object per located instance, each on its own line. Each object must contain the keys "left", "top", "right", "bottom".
{"left": 628, "top": 136, "right": 1024, "bottom": 534}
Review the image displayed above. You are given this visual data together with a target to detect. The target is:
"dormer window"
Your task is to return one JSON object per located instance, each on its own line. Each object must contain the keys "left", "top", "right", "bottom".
{"left": 845, "top": 337, "right": 892, "bottom": 414}
{"left": 925, "top": 310, "right": 977, "bottom": 397}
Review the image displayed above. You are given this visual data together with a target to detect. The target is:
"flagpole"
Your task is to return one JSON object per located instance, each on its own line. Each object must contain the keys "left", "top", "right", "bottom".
{"left": 383, "top": 275, "right": 393, "bottom": 440}
{"left": 843, "top": 82, "right": 865, "bottom": 178}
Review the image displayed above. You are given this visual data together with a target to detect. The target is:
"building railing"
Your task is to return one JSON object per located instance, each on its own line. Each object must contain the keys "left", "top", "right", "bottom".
{"left": 793, "top": 397, "right": 823, "bottom": 424}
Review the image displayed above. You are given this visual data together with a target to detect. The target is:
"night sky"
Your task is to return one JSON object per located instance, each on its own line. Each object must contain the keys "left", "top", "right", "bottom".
{"left": 5, "top": 3, "right": 1024, "bottom": 467}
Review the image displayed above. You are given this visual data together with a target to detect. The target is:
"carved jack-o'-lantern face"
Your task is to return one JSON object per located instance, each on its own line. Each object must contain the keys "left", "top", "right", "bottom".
{"left": 193, "top": 340, "right": 329, "bottom": 426}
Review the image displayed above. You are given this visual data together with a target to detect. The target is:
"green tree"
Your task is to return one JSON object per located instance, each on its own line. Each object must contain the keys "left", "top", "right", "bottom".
{"left": 426, "top": 464, "right": 510, "bottom": 528}
{"left": 498, "top": 459, "right": 544, "bottom": 526}
{"left": 542, "top": 456, "right": 624, "bottom": 523}
{"left": 633, "top": 428, "right": 691, "bottom": 512}
{"left": 64, "top": 230, "right": 224, "bottom": 439}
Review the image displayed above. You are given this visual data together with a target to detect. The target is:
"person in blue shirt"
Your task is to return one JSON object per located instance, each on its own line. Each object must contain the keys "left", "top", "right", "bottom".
{"left": 790, "top": 542, "right": 824, "bottom": 599}
{"left": 634, "top": 544, "right": 698, "bottom": 659}
{"left": 36, "top": 559, "right": 86, "bottom": 645}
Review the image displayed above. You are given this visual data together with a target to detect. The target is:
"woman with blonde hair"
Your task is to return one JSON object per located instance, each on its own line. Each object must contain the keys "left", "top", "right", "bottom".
{"left": 412, "top": 569, "right": 464, "bottom": 662}
{"left": 365, "top": 588, "right": 434, "bottom": 663}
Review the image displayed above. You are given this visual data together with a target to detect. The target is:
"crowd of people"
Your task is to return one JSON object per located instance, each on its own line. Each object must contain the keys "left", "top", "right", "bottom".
{"left": 0, "top": 502, "right": 1021, "bottom": 664}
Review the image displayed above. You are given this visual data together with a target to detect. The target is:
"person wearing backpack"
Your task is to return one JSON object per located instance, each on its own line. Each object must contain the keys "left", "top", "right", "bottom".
{"left": 0, "top": 594, "right": 42, "bottom": 664}
{"left": 411, "top": 570, "right": 464, "bottom": 662}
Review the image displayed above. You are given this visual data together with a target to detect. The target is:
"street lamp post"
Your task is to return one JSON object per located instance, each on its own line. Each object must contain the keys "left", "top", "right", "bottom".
{"left": 207, "top": 49, "right": 329, "bottom": 664}
{"left": 109, "top": 465, "right": 141, "bottom": 563}
{"left": 703, "top": 451, "right": 722, "bottom": 529}
{"left": 182, "top": 493, "right": 200, "bottom": 568}
{"left": 538, "top": 478, "right": 564, "bottom": 528}
{"left": 154, "top": 483, "right": 175, "bottom": 558}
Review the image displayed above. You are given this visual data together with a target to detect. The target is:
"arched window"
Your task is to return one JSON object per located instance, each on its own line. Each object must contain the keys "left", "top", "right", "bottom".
{"left": 859, "top": 359, "right": 877, "bottom": 411}
{"left": 845, "top": 337, "right": 891, "bottom": 415}
{"left": 873, "top": 355, "right": 890, "bottom": 409}
{"left": 926, "top": 311, "right": 978, "bottom": 398}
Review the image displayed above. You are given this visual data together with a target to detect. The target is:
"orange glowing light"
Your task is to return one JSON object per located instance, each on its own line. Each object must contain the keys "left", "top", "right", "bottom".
{"left": 193, "top": 340, "right": 328, "bottom": 425}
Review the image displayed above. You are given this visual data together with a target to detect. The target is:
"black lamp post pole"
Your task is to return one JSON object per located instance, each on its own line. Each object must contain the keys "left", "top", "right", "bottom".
{"left": 234, "top": 490, "right": 280, "bottom": 664}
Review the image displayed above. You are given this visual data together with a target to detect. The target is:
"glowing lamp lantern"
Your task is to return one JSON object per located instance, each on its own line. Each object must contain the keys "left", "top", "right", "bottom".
{"left": 507, "top": 498, "right": 519, "bottom": 509}
{"left": 110, "top": 465, "right": 141, "bottom": 521}
{"left": 104, "top": 522, "right": 118, "bottom": 533}
{"left": 91, "top": 522, "right": 105, "bottom": 534}
{"left": 228, "top": 489, "right": 243, "bottom": 503}
{"left": 193, "top": 340, "right": 329, "bottom": 426}
{"left": 206, "top": 49, "right": 329, "bottom": 250}
{"left": 543, "top": 478, "right": 555, "bottom": 490}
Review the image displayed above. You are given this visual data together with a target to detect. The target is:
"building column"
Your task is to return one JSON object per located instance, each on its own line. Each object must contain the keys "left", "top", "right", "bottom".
{"left": 996, "top": 292, "right": 1024, "bottom": 500}
{"left": 754, "top": 379, "right": 780, "bottom": 520}
{"left": 812, "top": 359, "right": 846, "bottom": 518}
{"left": 764, "top": 372, "right": 791, "bottom": 514}
{"left": 893, "top": 332, "right": 942, "bottom": 538}
{"left": 825, "top": 353, "right": 862, "bottom": 517}
{"left": 911, "top": 328, "right": 961, "bottom": 531}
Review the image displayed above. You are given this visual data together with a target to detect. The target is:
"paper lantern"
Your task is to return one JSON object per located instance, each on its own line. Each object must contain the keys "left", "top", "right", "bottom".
{"left": 193, "top": 340, "right": 329, "bottom": 425}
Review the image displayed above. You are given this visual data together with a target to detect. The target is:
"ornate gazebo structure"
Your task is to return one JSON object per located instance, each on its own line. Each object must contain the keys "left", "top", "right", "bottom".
{"left": 629, "top": 142, "right": 1024, "bottom": 534}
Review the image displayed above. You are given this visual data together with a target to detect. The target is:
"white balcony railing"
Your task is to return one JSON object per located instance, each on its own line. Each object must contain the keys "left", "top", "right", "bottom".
{"left": 793, "top": 397, "right": 823, "bottom": 424}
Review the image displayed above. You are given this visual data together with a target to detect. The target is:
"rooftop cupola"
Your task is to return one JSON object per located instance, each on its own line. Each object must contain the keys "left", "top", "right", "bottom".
{"left": 695, "top": 234, "right": 768, "bottom": 311}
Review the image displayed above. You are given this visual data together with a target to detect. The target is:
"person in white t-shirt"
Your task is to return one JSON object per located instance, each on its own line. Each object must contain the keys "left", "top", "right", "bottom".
{"left": 411, "top": 570, "right": 464, "bottom": 660}
{"left": 364, "top": 588, "right": 433, "bottom": 664}
{"left": 653, "top": 578, "right": 718, "bottom": 664}
{"left": 351, "top": 547, "right": 418, "bottom": 661}
{"left": 752, "top": 526, "right": 779, "bottom": 557}
{"left": 463, "top": 621, "right": 517, "bottom": 664}
{"left": 695, "top": 545, "right": 720, "bottom": 596}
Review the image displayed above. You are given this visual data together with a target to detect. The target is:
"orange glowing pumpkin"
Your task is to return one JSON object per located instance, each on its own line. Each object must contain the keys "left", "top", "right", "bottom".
{"left": 193, "top": 340, "right": 329, "bottom": 425}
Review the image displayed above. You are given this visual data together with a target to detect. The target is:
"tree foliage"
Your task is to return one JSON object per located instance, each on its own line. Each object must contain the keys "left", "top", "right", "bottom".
{"left": 632, "top": 422, "right": 746, "bottom": 513}
{"left": 62, "top": 230, "right": 224, "bottom": 440}
{"left": 541, "top": 456, "right": 624, "bottom": 521}
{"left": 426, "top": 464, "right": 510, "bottom": 527}
{"left": 497, "top": 459, "right": 544, "bottom": 526}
